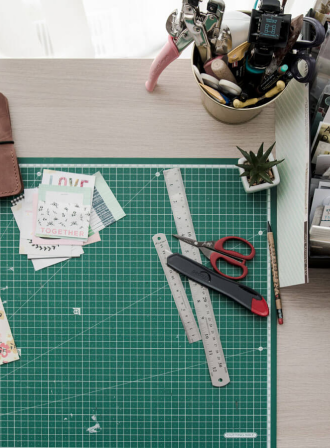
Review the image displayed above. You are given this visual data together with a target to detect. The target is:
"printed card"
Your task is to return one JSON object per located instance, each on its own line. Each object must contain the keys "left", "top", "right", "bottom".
{"left": 32, "top": 191, "right": 100, "bottom": 247}
{"left": 90, "top": 172, "right": 126, "bottom": 233}
{"left": 11, "top": 196, "right": 73, "bottom": 271}
{"left": 14, "top": 191, "right": 84, "bottom": 258}
{"left": 42, "top": 169, "right": 96, "bottom": 236}
{"left": 314, "top": 1, "right": 330, "bottom": 24}
{"left": 0, "top": 298, "right": 20, "bottom": 366}
{"left": 312, "top": 141, "right": 330, "bottom": 164}
{"left": 42, "top": 169, "right": 96, "bottom": 191}
{"left": 35, "top": 185, "right": 92, "bottom": 240}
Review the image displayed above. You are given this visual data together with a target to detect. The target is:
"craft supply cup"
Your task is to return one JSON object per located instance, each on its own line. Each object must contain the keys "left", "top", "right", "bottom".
{"left": 191, "top": 13, "right": 291, "bottom": 125}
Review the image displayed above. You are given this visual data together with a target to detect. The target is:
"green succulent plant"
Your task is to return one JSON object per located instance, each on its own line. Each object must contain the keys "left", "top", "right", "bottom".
{"left": 236, "top": 142, "right": 284, "bottom": 187}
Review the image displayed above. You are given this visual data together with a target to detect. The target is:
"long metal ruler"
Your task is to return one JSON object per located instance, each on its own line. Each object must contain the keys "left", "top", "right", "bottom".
{"left": 164, "top": 168, "right": 230, "bottom": 387}
{"left": 153, "top": 234, "right": 201, "bottom": 344}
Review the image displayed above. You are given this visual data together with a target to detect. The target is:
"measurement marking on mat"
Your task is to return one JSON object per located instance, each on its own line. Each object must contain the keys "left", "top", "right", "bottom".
{"left": 224, "top": 433, "right": 258, "bottom": 439}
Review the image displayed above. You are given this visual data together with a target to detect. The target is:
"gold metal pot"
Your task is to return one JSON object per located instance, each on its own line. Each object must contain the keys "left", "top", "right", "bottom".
{"left": 191, "top": 12, "right": 290, "bottom": 125}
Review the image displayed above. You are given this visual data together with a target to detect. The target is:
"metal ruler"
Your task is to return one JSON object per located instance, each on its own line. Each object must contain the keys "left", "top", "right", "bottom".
{"left": 164, "top": 168, "right": 230, "bottom": 387}
{"left": 153, "top": 234, "right": 201, "bottom": 344}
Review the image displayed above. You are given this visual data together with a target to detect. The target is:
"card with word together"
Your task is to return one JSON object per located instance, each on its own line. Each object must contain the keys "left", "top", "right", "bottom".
{"left": 35, "top": 185, "right": 93, "bottom": 241}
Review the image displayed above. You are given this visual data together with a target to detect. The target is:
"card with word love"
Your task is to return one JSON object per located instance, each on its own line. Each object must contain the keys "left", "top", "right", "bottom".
{"left": 42, "top": 169, "right": 96, "bottom": 190}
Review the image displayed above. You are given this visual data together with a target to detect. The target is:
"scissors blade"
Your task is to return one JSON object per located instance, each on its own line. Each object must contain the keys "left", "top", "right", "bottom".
{"left": 173, "top": 235, "right": 201, "bottom": 247}
{"left": 199, "top": 247, "right": 213, "bottom": 260}
{"left": 173, "top": 235, "right": 214, "bottom": 260}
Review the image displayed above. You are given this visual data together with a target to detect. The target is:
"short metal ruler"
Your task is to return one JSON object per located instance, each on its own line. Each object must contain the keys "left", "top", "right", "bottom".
{"left": 164, "top": 168, "right": 230, "bottom": 387}
{"left": 153, "top": 233, "right": 201, "bottom": 344}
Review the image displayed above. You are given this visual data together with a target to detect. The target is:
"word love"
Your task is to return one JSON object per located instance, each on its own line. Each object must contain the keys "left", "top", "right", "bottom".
{"left": 49, "top": 175, "right": 91, "bottom": 188}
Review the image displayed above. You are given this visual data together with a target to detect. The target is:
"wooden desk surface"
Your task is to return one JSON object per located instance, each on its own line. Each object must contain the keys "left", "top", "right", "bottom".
{"left": 1, "top": 59, "right": 329, "bottom": 447}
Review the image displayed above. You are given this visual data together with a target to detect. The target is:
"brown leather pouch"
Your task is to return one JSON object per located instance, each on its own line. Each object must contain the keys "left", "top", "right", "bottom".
{"left": 0, "top": 93, "right": 23, "bottom": 198}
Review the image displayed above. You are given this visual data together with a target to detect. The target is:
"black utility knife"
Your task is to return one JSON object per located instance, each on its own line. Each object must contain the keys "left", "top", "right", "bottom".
{"left": 167, "top": 254, "right": 269, "bottom": 317}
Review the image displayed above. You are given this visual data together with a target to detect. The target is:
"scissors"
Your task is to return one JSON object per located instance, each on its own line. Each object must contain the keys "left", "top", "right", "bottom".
{"left": 173, "top": 235, "right": 256, "bottom": 281}
{"left": 288, "top": 17, "right": 326, "bottom": 83}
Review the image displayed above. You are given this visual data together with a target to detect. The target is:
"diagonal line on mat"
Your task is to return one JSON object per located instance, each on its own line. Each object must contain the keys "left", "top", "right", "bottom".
{"left": 231, "top": 230, "right": 267, "bottom": 251}
{"left": 1, "top": 285, "right": 167, "bottom": 380}
{"left": 0, "top": 347, "right": 264, "bottom": 416}
{"left": 27, "top": 173, "right": 43, "bottom": 189}
{"left": 0, "top": 174, "right": 42, "bottom": 242}
{"left": 123, "top": 170, "right": 164, "bottom": 208}
{"left": 8, "top": 260, "right": 70, "bottom": 319}
{"left": 0, "top": 220, "right": 15, "bottom": 243}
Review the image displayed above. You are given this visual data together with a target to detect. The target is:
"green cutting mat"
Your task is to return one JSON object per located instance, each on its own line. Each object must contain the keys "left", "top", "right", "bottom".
{"left": 0, "top": 158, "right": 277, "bottom": 448}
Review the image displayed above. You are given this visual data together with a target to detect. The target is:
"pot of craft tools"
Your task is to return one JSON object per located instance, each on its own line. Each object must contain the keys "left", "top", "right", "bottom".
{"left": 191, "top": 44, "right": 290, "bottom": 125}
{"left": 145, "top": 1, "right": 325, "bottom": 125}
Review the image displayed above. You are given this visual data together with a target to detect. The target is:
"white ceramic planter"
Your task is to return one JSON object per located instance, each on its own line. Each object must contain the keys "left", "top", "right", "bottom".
{"left": 238, "top": 153, "right": 280, "bottom": 194}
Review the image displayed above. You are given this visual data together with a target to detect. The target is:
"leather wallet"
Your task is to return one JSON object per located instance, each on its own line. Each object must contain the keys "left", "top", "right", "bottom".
{"left": 0, "top": 93, "right": 23, "bottom": 198}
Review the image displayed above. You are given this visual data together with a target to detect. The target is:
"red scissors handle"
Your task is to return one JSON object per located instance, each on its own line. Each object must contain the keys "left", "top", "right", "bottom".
{"left": 210, "top": 237, "right": 256, "bottom": 280}
{"left": 210, "top": 253, "right": 249, "bottom": 281}
{"left": 214, "top": 237, "right": 256, "bottom": 261}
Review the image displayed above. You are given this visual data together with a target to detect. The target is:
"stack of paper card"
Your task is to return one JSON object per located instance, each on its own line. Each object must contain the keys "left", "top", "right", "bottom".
{"left": 11, "top": 170, "right": 126, "bottom": 271}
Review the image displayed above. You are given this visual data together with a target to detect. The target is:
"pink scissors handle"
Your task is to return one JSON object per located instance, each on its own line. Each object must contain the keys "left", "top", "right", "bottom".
{"left": 145, "top": 36, "right": 180, "bottom": 93}
{"left": 210, "top": 253, "right": 249, "bottom": 281}
{"left": 214, "top": 237, "right": 256, "bottom": 261}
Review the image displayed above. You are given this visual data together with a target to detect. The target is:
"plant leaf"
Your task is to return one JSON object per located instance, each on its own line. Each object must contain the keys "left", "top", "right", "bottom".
{"left": 236, "top": 163, "right": 252, "bottom": 170}
{"left": 259, "top": 172, "right": 274, "bottom": 184}
{"left": 249, "top": 173, "right": 259, "bottom": 187}
{"left": 240, "top": 171, "right": 251, "bottom": 177}
{"left": 259, "top": 159, "right": 285, "bottom": 170}
{"left": 257, "top": 142, "right": 264, "bottom": 159}
{"left": 237, "top": 146, "right": 252, "bottom": 163}
{"left": 260, "top": 141, "right": 276, "bottom": 163}
{"left": 250, "top": 152, "right": 258, "bottom": 166}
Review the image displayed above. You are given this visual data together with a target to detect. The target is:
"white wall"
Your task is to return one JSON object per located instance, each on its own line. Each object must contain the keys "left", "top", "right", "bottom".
{"left": 0, "top": 0, "right": 317, "bottom": 58}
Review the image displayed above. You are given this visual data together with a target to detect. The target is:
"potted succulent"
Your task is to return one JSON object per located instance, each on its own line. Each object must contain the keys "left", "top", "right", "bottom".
{"left": 236, "top": 142, "right": 284, "bottom": 194}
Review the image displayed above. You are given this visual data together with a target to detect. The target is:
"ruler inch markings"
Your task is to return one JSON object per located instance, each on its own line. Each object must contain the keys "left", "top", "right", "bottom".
{"left": 164, "top": 168, "right": 230, "bottom": 388}
{"left": 153, "top": 234, "right": 201, "bottom": 344}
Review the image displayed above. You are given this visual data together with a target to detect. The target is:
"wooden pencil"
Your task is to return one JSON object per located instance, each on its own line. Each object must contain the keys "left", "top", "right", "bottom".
{"left": 267, "top": 222, "right": 284, "bottom": 325}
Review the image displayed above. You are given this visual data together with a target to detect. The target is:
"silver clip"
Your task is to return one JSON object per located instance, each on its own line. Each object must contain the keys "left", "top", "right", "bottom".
{"left": 214, "top": 25, "right": 233, "bottom": 55}
{"left": 183, "top": 6, "right": 212, "bottom": 63}
{"left": 207, "top": 0, "right": 225, "bottom": 43}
